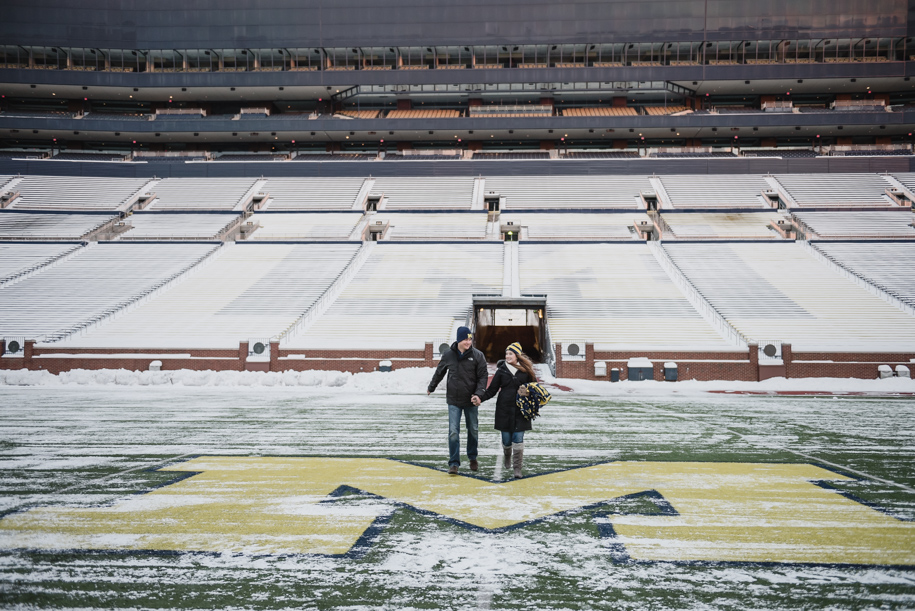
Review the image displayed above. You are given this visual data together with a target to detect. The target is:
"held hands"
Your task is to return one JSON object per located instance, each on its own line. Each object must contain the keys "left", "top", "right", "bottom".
{"left": 471, "top": 395, "right": 481, "bottom": 406}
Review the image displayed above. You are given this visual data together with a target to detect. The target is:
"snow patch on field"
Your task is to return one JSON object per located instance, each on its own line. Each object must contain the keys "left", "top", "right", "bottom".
{"left": 1, "top": 366, "right": 914, "bottom": 396}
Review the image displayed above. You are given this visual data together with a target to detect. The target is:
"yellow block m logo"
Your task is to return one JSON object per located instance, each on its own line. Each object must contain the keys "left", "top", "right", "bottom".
{"left": 1, "top": 457, "right": 913, "bottom": 565}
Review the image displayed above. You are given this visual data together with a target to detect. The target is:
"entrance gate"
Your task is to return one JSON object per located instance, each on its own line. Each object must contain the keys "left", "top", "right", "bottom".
{"left": 472, "top": 295, "right": 549, "bottom": 364}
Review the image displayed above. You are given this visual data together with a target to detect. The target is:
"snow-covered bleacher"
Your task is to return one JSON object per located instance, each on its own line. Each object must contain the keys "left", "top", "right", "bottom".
{"left": 661, "top": 241, "right": 915, "bottom": 351}
{"left": 499, "top": 212, "right": 643, "bottom": 240}
{"left": 10, "top": 176, "right": 151, "bottom": 211}
{"left": 772, "top": 173, "right": 895, "bottom": 207}
{"left": 657, "top": 175, "right": 772, "bottom": 209}
{"left": 0, "top": 211, "right": 117, "bottom": 240}
{"left": 792, "top": 210, "right": 915, "bottom": 239}
{"left": 146, "top": 178, "right": 259, "bottom": 211}
{"left": 810, "top": 242, "right": 915, "bottom": 310}
{"left": 519, "top": 242, "right": 735, "bottom": 350}
{"left": 262, "top": 177, "right": 367, "bottom": 210}
{"left": 247, "top": 212, "right": 363, "bottom": 240}
{"left": 660, "top": 211, "right": 785, "bottom": 239}
{"left": 285, "top": 242, "right": 503, "bottom": 350}
{"left": 57, "top": 243, "right": 362, "bottom": 348}
{"left": 0, "top": 242, "right": 83, "bottom": 284}
{"left": 373, "top": 212, "right": 490, "bottom": 240}
{"left": 372, "top": 176, "right": 476, "bottom": 209}
{"left": 0, "top": 243, "right": 219, "bottom": 342}
{"left": 484, "top": 175, "right": 650, "bottom": 209}
{"left": 122, "top": 212, "right": 241, "bottom": 240}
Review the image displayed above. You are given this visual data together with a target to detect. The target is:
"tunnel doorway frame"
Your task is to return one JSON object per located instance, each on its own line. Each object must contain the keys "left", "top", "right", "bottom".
{"left": 471, "top": 294, "right": 552, "bottom": 368}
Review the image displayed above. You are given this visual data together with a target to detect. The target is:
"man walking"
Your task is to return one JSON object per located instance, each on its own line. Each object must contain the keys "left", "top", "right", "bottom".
{"left": 428, "top": 326, "right": 488, "bottom": 474}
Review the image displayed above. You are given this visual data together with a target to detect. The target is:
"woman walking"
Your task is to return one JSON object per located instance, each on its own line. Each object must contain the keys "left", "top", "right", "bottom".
{"left": 475, "top": 342, "right": 537, "bottom": 478}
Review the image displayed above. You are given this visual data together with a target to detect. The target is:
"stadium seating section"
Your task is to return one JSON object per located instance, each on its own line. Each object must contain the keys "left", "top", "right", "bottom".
{"left": 0, "top": 171, "right": 912, "bottom": 368}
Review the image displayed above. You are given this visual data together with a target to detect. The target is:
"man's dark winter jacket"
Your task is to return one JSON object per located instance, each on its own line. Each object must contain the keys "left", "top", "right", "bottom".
{"left": 428, "top": 342, "right": 488, "bottom": 408}
{"left": 479, "top": 359, "right": 533, "bottom": 432}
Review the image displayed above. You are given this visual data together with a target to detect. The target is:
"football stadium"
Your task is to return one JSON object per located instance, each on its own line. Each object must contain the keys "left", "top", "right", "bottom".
{"left": 0, "top": 1, "right": 914, "bottom": 609}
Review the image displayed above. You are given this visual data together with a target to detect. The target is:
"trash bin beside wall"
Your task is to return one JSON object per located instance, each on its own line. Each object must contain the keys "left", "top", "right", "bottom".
{"left": 379, "top": 360, "right": 393, "bottom": 372}
{"left": 148, "top": 360, "right": 162, "bottom": 372}
{"left": 878, "top": 364, "right": 894, "bottom": 379}
{"left": 664, "top": 362, "right": 678, "bottom": 382}
{"left": 895, "top": 365, "right": 911, "bottom": 379}
{"left": 594, "top": 361, "right": 607, "bottom": 377}
{"left": 627, "top": 357, "right": 653, "bottom": 381}
{"left": 610, "top": 368, "right": 620, "bottom": 382}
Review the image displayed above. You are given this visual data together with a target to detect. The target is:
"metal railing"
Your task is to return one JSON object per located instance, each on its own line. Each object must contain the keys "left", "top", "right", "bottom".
{"left": 277, "top": 241, "right": 375, "bottom": 341}
{"left": 647, "top": 241, "right": 749, "bottom": 348}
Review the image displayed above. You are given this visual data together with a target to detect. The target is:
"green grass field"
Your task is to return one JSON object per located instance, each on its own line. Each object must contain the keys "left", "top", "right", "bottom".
{"left": 0, "top": 379, "right": 914, "bottom": 610}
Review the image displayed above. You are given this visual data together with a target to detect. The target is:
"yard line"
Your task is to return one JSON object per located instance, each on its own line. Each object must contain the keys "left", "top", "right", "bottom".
{"left": 636, "top": 402, "right": 915, "bottom": 494}
{"left": 492, "top": 439, "right": 504, "bottom": 482}
{"left": 477, "top": 586, "right": 494, "bottom": 609}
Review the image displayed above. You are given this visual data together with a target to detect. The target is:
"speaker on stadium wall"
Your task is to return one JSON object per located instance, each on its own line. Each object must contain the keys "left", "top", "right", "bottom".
{"left": 439, "top": 343, "right": 450, "bottom": 356}
{"left": 760, "top": 343, "right": 782, "bottom": 359}
{"left": 247, "top": 339, "right": 271, "bottom": 361}
{"left": 562, "top": 342, "right": 586, "bottom": 361}
{"left": 2, "top": 337, "right": 24, "bottom": 358}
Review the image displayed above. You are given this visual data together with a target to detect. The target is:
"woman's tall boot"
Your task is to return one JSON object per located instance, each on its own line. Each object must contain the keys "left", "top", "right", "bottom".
{"left": 512, "top": 443, "right": 524, "bottom": 479}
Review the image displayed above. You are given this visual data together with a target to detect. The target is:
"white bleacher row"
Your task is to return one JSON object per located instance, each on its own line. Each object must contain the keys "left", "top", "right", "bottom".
{"left": 660, "top": 211, "right": 785, "bottom": 239}
{"left": 792, "top": 211, "right": 915, "bottom": 238}
{"left": 0, "top": 242, "right": 84, "bottom": 284}
{"left": 484, "top": 175, "right": 650, "bottom": 209}
{"left": 373, "top": 176, "right": 476, "bottom": 209}
{"left": 0, "top": 176, "right": 13, "bottom": 190}
{"left": 373, "top": 212, "right": 491, "bottom": 240}
{"left": 0, "top": 212, "right": 117, "bottom": 240}
{"left": 810, "top": 242, "right": 915, "bottom": 311}
{"left": 661, "top": 241, "right": 915, "bottom": 352}
{"left": 772, "top": 173, "right": 895, "bottom": 207}
{"left": 285, "top": 242, "right": 504, "bottom": 350}
{"left": 9, "top": 176, "right": 152, "bottom": 211}
{"left": 657, "top": 174, "right": 771, "bottom": 208}
{"left": 57, "top": 243, "right": 362, "bottom": 349}
{"left": 247, "top": 212, "right": 364, "bottom": 240}
{"left": 0, "top": 243, "right": 219, "bottom": 342}
{"left": 147, "top": 178, "right": 259, "bottom": 211}
{"left": 518, "top": 242, "right": 736, "bottom": 350}
{"left": 499, "top": 212, "right": 643, "bottom": 240}
{"left": 262, "top": 177, "right": 367, "bottom": 210}
{"left": 123, "top": 212, "right": 241, "bottom": 240}
{"left": 0, "top": 173, "right": 908, "bottom": 213}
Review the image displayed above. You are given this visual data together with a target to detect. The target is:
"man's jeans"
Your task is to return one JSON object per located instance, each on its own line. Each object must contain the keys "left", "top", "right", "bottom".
{"left": 448, "top": 404, "right": 479, "bottom": 467}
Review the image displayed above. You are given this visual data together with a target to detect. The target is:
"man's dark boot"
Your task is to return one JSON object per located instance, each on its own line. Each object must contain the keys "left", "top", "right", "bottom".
{"left": 469, "top": 459, "right": 479, "bottom": 471}
{"left": 448, "top": 465, "right": 458, "bottom": 475}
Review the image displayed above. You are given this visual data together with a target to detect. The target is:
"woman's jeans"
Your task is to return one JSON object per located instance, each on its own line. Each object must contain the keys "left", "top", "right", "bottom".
{"left": 448, "top": 404, "right": 478, "bottom": 467}
{"left": 501, "top": 430, "right": 524, "bottom": 446}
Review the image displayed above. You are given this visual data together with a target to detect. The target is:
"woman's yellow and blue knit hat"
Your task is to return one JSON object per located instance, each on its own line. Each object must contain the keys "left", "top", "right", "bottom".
{"left": 507, "top": 342, "right": 522, "bottom": 356}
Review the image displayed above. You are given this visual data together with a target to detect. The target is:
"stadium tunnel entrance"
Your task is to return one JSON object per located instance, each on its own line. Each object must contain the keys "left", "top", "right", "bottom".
{"left": 472, "top": 296, "right": 548, "bottom": 364}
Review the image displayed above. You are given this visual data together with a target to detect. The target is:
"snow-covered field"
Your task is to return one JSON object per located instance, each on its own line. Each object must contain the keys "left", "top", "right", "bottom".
{"left": 0, "top": 367, "right": 914, "bottom": 609}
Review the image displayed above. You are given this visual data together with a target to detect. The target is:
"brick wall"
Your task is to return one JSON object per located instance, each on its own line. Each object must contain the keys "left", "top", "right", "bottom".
{"left": 0, "top": 341, "right": 438, "bottom": 375}
{"left": 2, "top": 339, "right": 911, "bottom": 381}
{"left": 558, "top": 342, "right": 757, "bottom": 381}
